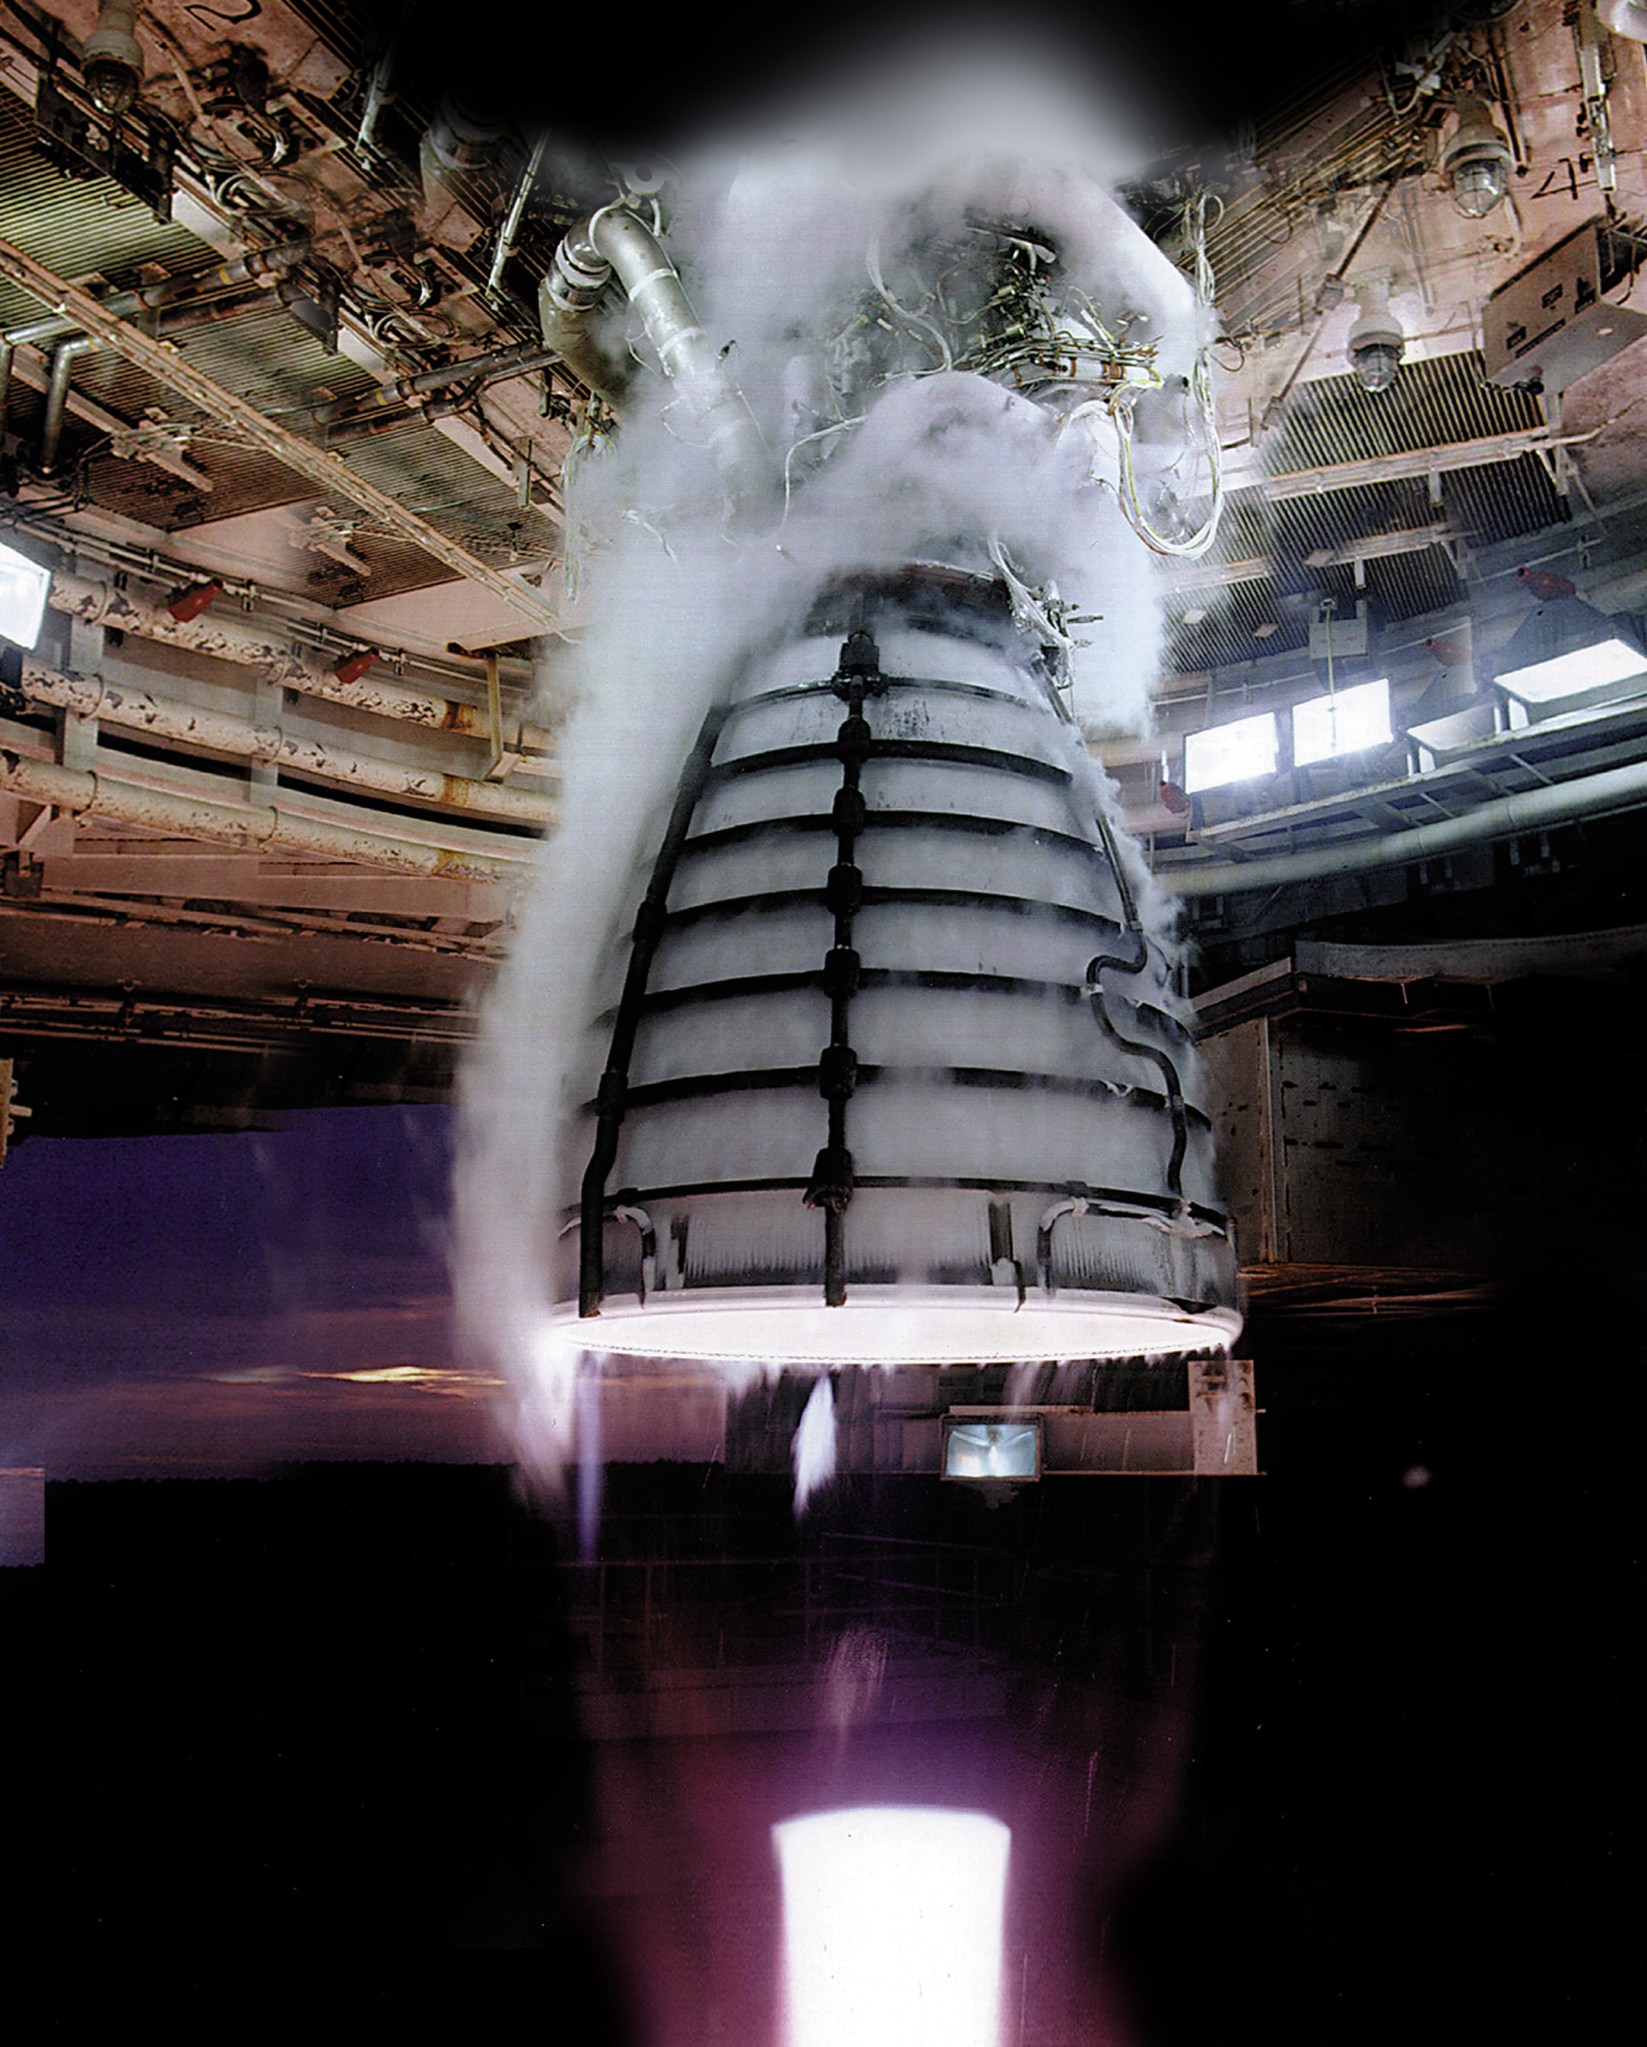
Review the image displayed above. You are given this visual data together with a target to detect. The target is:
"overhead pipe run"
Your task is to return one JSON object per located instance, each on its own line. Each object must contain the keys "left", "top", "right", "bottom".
{"left": 0, "top": 748, "right": 529, "bottom": 883}
{"left": 17, "top": 247, "right": 311, "bottom": 476}
{"left": 489, "top": 135, "right": 550, "bottom": 296}
{"left": 1, "top": 244, "right": 310, "bottom": 353}
{"left": 0, "top": 352, "right": 214, "bottom": 491}
{"left": 38, "top": 336, "right": 97, "bottom": 476}
{"left": 310, "top": 338, "right": 557, "bottom": 430}
{"left": 34, "top": 289, "right": 273, "bottom": 475}
{"left": 1163, "top": 757, "right": 1647, "bottom": 898}
{"left": 45, "top": 572, "right": 556, "bottom": 757}
{"left": 11, "top": 660, "right": 555, "bottom": 828}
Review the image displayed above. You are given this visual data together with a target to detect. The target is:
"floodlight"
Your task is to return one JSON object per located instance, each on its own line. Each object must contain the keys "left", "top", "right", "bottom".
{"left": 1291, "top": 678, "right": 1392, "bottom": 766}
{"left": 1405, "top": 702, "right": 1499, "bottom": 773}
{"left": 0, "top": 540, "right": 50, "bottom": 652}
{"left": 942, "top": 1416, "right": 1042, "bottom": 1482}
{"left": 1182, "top": 709, "right": 1278, "bottom": 793}
{"left": 1496, "top": 637, "right": 1646, "bottom": 707}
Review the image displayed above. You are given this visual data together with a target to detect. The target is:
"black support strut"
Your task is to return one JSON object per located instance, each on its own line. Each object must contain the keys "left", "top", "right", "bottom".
{"left": 578, "top": 700, "right": 731, "bottom": 1317}
{"left": 804, "top": 625, "right": 885, "bottom": 1305}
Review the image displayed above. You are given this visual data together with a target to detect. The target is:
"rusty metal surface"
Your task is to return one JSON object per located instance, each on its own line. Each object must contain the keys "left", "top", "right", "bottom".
{"left": 1199, "top": 977, "right": 1528, "bottom": 1280}
{"left": 0, "top": 87, "right": 557, "bottom": 609}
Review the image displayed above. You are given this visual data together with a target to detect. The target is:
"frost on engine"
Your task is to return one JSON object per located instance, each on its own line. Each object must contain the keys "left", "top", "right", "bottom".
{"left": 569, "top": 580, "right": 1237, "bottom": 1361}
{"left": 457, "top": 85, "right": 1255, "bottom": 1490}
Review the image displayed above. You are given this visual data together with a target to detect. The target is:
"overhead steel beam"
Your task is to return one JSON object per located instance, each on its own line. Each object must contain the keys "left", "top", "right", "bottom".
{"left": 1302, "top": 521, "right": 1455, "bottom": 568}
{"left": 1164, "top": 521, "right": 1458, "bottom": 596}
{"left": 1258, "top": 427, "right": 1600, "bottom": 503}
{"left": 0, "top": 232, "right": 561, "bottom": 632}
{"left": 1164, "top": 555, "right": 1271, "bottom": 593}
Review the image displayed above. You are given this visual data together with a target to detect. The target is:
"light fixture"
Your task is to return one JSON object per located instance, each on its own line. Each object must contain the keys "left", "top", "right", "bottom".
{"left": 81, "top": 0, "right": 144, "bottom": 117}
{"left": 1492, "top": 594, "right": 1647, "bottom": 721}
{"left": 1347, "top": 278, "right": 1404, "bottom": 393}
{"left": 942, "top": 1416, "right": 1042, "bottom": 1482}
{"left": 1497, "top": 637, "right": 1646, "bottom": 706}
{"left": 1291, "top": 677, "right": 1393, "bottom": 766}
{"left": 0, "top": 538, "right": 51, "bottom": 652}
{"left": 1443, "top": 95, "right": 1514, "bottom": 219}
{"left": 774, "top": 1808, "right": 1010, "bottom": 2047}
{"left": 1182, "top": 708, "right": 1279, "bottom": 793}
{"left": 1405, "top": 701, "right": 1499, "bottom": 773}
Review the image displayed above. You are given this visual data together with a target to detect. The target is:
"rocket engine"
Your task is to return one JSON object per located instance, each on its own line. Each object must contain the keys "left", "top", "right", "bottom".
{"left": 470, "top": 110, "right": 1248, "bottom": 1480}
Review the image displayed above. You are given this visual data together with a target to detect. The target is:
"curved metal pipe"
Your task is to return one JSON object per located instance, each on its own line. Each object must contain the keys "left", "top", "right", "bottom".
{"left": 39, "top": 336, "right": 98, "bottom": 474}
{"left": 1086, "top": 806, "right": 1190, "bottom": 1202}
{"left": 46, "top": 572, "right": 557, "bottom": 754}
{"left": 13, "top": 660, "right": 554, "bottom": 827}
{"left": 1164, "top": 756, "right": 1647, "bottom": 897}
{"left": 1598, "top": 0, "right": 1647, "bottom": 38}
{"left": 544, "top": 205, "right": 770, "bottom": 513}
{"left": 589, "top": 206, "right": 770, "bottom": 512}
{"left": 580, "top": 699, "right": 732, "bottom": 1316}
{"left": 1036, "top": 1195, "right": 1088, "bottom": 1294}
{"left": 0, "top": 748, "right": 527, "bottom": 882}
{"left": 4, "top": 242, "right": 309, "bottom": 350}
{"left": 537, "top": 291, "right": 634, "bottom": 407}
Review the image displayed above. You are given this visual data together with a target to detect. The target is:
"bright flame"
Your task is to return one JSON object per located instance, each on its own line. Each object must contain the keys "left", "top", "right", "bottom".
{"left": 774, "top": 1806, "right": 1010, "bottom": 2047}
